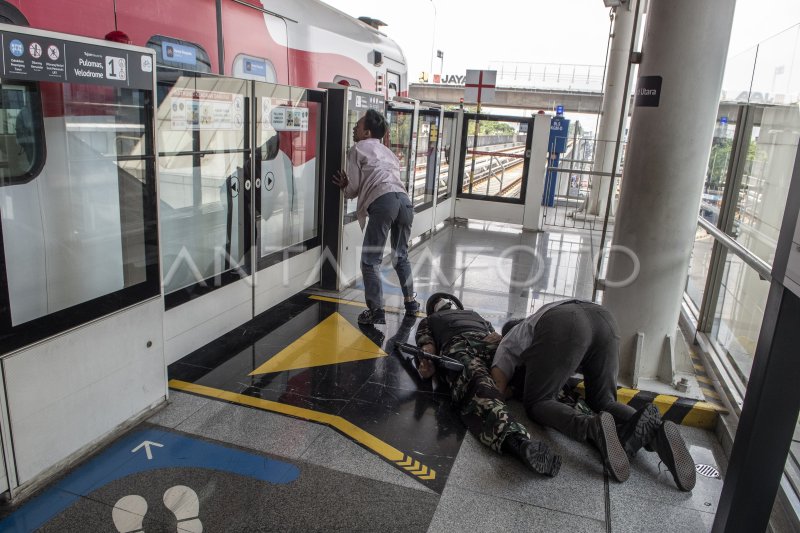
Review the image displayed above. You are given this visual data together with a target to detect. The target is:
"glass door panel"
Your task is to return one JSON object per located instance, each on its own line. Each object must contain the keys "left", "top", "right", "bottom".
{"left": 254, "top": 84, "right": 323, "bottom": 267}
{"left": 412, "top": 110, "right": 440, "bottom": 209}
{"left": 437, "top": 113, "right": 456, "bottom": 201}
{"left": 156, "top": 73, "right": 251, "bottom": 304}
{"left": 385, "top": 106, "right": 414, "bottom": 193}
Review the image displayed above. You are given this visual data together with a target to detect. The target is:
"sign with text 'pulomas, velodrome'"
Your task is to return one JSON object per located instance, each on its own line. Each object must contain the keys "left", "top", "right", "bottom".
{"left": 1, "top": 29, "right": 153, "bottom": 90}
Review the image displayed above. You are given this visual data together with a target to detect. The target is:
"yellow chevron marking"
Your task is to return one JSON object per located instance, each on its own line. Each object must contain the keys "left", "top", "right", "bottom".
{"left": 411, "top": 464, "right": 429, "bottom": 476}
{"left": 397, "top": 456, "right": 414, "bottom": 468}
{"left": 419, "top": 470, "right": 437, "bottom": 480}
{"left": 403, "top": 459, "right": 422, "bottom": 471}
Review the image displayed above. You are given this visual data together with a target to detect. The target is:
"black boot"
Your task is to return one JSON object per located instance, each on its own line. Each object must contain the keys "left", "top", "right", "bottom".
{"left": 587, "top": 411, "right": 630, "bottom": 482}
{"left": 652, "top": 421, "right": 696, "bottom": 491}
{"left": 618, "top": 403, "right": 662, "bottom": 458}
{"left": 502, "top": 434, "right": 561, "bottom": 477}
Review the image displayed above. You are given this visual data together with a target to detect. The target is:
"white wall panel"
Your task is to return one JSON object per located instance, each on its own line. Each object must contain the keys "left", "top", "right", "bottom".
{"left": 163, "top": 278, "right": 252, "bottom": 364}
{"left": 3, "top": 299, "right": 165, "bottom": 484}
{"left": 254, "top": 247, "right": 321, "bottom": 315}
{"left": 410, "top": 207, "right": 434, "bottom": 241}
{"left": 454, "top": 198, "right": 524, "bottom": 224}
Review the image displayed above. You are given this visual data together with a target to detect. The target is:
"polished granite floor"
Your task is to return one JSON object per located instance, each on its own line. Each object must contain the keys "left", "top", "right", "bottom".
{"left": 0, "top": 221, "right": 726, "bottom": 532}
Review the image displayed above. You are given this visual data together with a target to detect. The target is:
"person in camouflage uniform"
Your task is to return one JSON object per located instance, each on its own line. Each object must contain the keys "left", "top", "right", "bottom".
{"left": 414, "top": 293, "right": 561, "bottom": 477}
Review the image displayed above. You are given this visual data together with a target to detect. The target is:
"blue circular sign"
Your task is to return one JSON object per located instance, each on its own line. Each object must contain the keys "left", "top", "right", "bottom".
{"left": 9, "top": 39, "right": 24, "bottom": 57}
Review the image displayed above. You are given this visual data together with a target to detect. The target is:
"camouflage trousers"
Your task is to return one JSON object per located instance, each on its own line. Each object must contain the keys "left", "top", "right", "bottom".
{"left": 443, "top": 332, "right": 531, "bottom": 453}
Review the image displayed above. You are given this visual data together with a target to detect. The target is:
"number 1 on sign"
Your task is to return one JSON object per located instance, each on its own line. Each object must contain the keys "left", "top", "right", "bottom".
{"left": 106, "top": 56, "right": 127, "bottom": 81}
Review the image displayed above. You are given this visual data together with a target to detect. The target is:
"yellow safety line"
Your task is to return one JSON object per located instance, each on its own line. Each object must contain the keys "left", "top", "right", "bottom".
{"left": 308, "top": 294, "right": 425, "bottom": 317}
{"left": 169, "top": 379, "right": 436, "bottom": 480}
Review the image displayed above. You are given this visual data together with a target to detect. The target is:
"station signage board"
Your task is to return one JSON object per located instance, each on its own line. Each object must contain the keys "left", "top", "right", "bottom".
{"left": 635, "top": 75, "right": 663, "bottom": 107}
{"left": 1, "top": 29, "right": 153, "bottom": 90}
{"left": 549, "top": 116, "right": 570, "bottom": 154}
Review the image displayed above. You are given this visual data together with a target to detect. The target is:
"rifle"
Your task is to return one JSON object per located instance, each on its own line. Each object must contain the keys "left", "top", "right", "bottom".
{"left": 396, "top": 343, "right": 464, "bottom": 373}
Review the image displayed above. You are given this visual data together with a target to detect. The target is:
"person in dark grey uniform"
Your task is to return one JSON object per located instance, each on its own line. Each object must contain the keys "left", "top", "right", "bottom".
{"left": 493, "top": 300, "right": 696, "bottom": 491}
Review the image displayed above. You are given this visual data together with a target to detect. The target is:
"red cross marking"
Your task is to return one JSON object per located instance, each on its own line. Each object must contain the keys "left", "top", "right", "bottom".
{"left": 464, "top": 71, "right": 495, "bottom": 103}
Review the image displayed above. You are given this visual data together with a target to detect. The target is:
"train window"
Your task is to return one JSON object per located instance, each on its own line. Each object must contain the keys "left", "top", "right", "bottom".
{"left": 0, "top": 82, "right": 44, "bottom": 186}
{"left": 387, "top": 71, "right": 401, "bottom": 99}
{"left": 147, "top": 35, "right": 212, "bottom": 73}
{"left": 232, "top": 54, "right": 277, "bottom": 82}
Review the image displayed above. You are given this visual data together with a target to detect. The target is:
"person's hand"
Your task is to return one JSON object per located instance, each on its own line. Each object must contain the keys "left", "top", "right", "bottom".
{"left": 421, "top": 343, "right": 436, "bottom": 354}
{"left": 484, "top": 332, "right": 502, "bottom": 344}
{"left": 418, "top": 358, "right": 435, "bottom": 379}
{"left": 332, "top": 170, "right": 349, "bottom": 189}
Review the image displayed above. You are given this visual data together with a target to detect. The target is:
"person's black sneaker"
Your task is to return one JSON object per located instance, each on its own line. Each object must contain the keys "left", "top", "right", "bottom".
{"left": 587, "top": 411, "right": 630, "bottom": 482}
{"left": 653, "top": 421, "right": 696, "bottom": 491}
{"left": 404, "top": 299, "right": 420, "bottom": 316}
{"left": 618, "top": 403, "right": 662, "bottom": 458}
{"left": 502, "top": 434, "right": 561, "bottom": 477}
{"left": 358, "top": 308, "right": 385, "bottom": 325}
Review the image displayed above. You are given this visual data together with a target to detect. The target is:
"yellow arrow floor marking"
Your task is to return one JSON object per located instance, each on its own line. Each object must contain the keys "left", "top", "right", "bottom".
{"left": 249, "top": 312, "right": 386, "bottom": 375}
{"left": 169, "top": 380, "right": 438, "bottom": 481}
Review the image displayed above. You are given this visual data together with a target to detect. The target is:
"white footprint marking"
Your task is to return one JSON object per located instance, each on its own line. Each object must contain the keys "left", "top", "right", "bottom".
{"left": 163, "top": 485, "right": 203, "bottom": 533}
{"left": 112, "top": 494, "right": 147, "bottom": 533}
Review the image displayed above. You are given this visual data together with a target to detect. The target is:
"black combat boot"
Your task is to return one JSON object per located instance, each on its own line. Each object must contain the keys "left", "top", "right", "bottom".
{"left": 502, "top": 434, "right": 561, "bottom": 477}
{"left": 617, "top": 403, "right": 662, "bottom": 458}
{"left": 652, "top": 421, "right": 696, "bottom": 491}
{"left": 587, "top": 411, "right": 630, "bottom": 482}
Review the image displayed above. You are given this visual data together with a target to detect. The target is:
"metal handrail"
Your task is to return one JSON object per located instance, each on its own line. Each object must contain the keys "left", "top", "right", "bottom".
{"left": 697, "top": 216, "right": 773, "bottom": 281}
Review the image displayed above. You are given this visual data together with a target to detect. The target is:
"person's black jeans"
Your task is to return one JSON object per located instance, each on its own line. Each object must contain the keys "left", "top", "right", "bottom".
{"left": 361, "top": 192, "right": 414, "bottom": 310}
{"left": 521, "top": 302, "right": 635, "bottom": 441}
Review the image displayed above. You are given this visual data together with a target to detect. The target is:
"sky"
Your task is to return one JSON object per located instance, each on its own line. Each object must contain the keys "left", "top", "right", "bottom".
{"left": 320, "top": 0, "right": 800, "bottom": 82}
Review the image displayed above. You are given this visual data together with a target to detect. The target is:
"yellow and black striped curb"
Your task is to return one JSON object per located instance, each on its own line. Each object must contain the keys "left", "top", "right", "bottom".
{"left": 572, "top": 381, "right": 724, "bottom": 430}
{"left": 169, "top": 380, "right": 438, "bottom": 483}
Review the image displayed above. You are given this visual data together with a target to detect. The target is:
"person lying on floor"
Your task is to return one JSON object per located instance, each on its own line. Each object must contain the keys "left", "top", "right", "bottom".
{"left": 492, "top": 299, "right": 696, "bottom": 491}
{"left": 414, "top": 292, "right": 561, "bottom": 477}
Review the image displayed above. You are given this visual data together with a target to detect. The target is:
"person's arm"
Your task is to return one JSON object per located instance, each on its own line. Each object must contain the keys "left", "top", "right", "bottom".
{"left": 492, "top": 335, "right": 522, "bottom": 399}
{"left": 491, "top": 366, "right": 512, "bottom": 399}
{"left": 342, "top": 146, "right": 361, "bottom": 199}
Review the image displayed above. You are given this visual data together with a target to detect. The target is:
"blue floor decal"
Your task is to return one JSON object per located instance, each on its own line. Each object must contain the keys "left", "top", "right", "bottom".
{"left": 0, "top": 426, "right": 299, "bottom": 532}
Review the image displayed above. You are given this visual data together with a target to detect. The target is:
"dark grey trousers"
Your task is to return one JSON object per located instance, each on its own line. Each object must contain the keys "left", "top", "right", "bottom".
{"left": 361, "top": 192, "right": 414, "bottom": 310}
{"left": 521, "top": 302, "right": 636, "bottom": 441}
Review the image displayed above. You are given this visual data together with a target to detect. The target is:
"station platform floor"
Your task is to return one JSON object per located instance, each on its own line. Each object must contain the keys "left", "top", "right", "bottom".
{"left": 0, "top": 221, "right": 727, "bottom": 532}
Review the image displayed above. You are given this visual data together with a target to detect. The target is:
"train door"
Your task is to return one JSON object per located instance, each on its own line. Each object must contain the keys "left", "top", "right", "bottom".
{"left": 156, "top": 70, "right": 253, "bottom": 362}
{"left": 320, "top": 86, "right": 386, "bottom": 290}
{"left": 252, "top": 83, "right": 325, "bottom": 314}
{"left": 409, "top": 104, "right": 442, "bottom": 239}
{"left": 456, "top": 112, "right": 534, "bottom": 224}
{"left": 433, "top": 110, "right": 459, "bottom": 227}
{"left": 0, "top": 26, "right": 164, "bottom": 489}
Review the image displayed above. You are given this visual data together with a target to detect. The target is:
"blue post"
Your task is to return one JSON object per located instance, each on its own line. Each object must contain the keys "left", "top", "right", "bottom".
{"left": 543, "top": 113, "right": 570, "bottom": 207}
{"left": 543, "top": 152, "right": 560, "bottom": 207}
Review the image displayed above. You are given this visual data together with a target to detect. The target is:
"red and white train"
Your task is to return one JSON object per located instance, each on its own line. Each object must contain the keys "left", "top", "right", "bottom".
{"left": 0, "top": 0, "right": 408, "bottom": 95}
